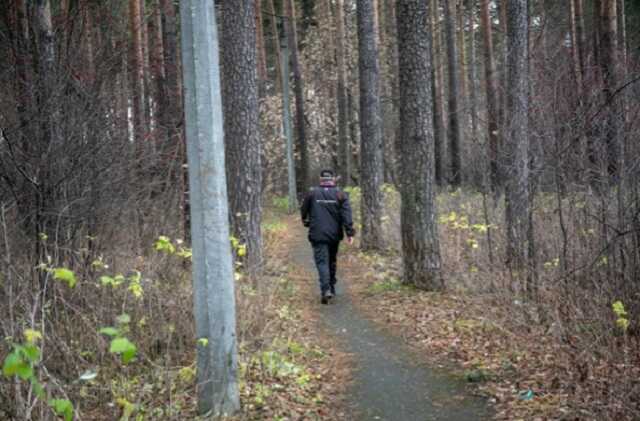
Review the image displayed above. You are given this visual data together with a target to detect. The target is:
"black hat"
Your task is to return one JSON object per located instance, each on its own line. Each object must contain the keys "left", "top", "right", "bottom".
{"left": 320, "top": 169, "right": 335, "bottom": 178}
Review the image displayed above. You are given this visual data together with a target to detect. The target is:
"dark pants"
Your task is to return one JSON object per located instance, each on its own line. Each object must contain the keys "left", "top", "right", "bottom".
{"left": 311, "top": 241, "right": 340, "bottom": 294}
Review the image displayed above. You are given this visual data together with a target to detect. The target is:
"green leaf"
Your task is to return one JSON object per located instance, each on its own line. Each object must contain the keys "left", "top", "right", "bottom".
{"left": 2, "top": 352, "right": 22, "bottom": 377}
{"left": 99, "top": 276, "right": 114, "bottom": 286}
{"left": 612, "top": 301, "right": 627, "bottom": 317}
{"left": 16, "top": 363, "right": 33, "bottom": 380}
{"left": 49, "top": 398, "right": 74, "bottom": 421}
{"left": 116, "top": 313, "right": 131, "bottom": 325}
{"left": 98, "top": 327, "right": 119, "bottom": 337}
{"left": 31, "top": 378, "right": 45, "bottom": 398}
{"left": 22, "top": 344, "right": 41, "bottom": 362}
{"left": 53, "top": 268, "right": 77, "bottom": 288}
{"left": 24, "top": 329, "right": 42, "bottom": 344}
{"left": 109, "top": 338, "right": 137, "bottom": 364}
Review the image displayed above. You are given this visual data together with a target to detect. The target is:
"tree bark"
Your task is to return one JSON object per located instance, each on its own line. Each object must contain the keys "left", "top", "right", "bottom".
{"left": 444, "top": 0, "right": 463, "bottom": 186}
{"left": 380, "top": 0, "right": 399, "bottom": 185}
{"left": 467, "top": 0, "right": 478, "bottom": 171}
{"left": 149, "top": 0, "right": 166, "bottom": 142}
{"left": 160, "top": 0, "right": 188, "bottom": 239}
{"left": 255, "top": 0, "right": 268, "bottom": 91}
{"left": 397, "top": 0, "right": 443, "bottom": 290}
{"left": 357, "top": 0, "right": 385, "bottom": 250}
{"left": 129, "top": 0, "right": 146, "bottom": 148}
{"left": 267, "top": 0, "right": 283, "bottom": 94}
{"left": 284, "top": 0, "right": 310, "bottom": 195}
{"left": 480, "top": 0, "right": 499, "bottom": 191}
{"left": 504, "top": 0, "right": 532, "bottom": 294}
{"left": 569, "top": 0, "right": 583, "bottom": 90}
{"left": 431, "top": 0, "right": 446, "bottom": 186}
{"left": 599, "top": 0, "right": 619, "bottom": 178}
{"left": 221, "top": 0, "right": 264, "bottom": 274}
{"left": 335, "top": 0, "right": 351, "bottom": 185}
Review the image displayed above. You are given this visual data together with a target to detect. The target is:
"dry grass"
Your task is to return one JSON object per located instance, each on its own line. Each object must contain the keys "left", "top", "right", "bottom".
{"left": 342, "top": 186, "right": 640, "bottom": 420}
{"left": 0, "top": 208, "right": 350, "bottom": 420}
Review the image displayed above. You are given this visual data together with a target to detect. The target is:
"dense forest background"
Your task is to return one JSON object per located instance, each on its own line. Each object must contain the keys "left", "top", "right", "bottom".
{"left": 1, "top": 0, "right": 639, "bottom": 419}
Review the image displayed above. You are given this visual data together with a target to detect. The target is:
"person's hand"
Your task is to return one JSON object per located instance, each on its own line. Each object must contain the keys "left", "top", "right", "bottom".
{"left": 347, "top": 236, "right": 354, "bottom": 245}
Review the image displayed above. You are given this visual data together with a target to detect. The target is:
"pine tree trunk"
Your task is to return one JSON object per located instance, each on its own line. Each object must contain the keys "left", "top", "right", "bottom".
{"left": 467, "top": 0, "right": 478, "bottom": 169}
{"left": 574, "top": 0, "right": 586, "bottom": 79}
{"left": 480, "top": 0, "right": 499, "bottom": 191}
{"left": 569, "top": 0, "right": 583, "bottom": 90}
{"left": 149, "top": 0, "right": 166, "bottom": 142}
{"left": 142, "top": 0, "right": 152, "bottom": 135}
{"left": 129, "top": 0, "right": 146, "bottom": 148}
{"left": 221, "top": 0, "right": 264, "bottom": 274}
{"left": 255, "top": 0, "right": 268, "bottom": 91}
{"left": 430, "top": 0, "right": 445, "bottom": 186}
{"left": 381, "top": 0, "right": 399, "bottom": 185}
{"left": 600, "top": 0, "right": 619, "bottom": 178}
{"left": 284, "top": 0, "right": 309, "bottom": 195}
{"left": 504, "top": 0, "right": 532, "bottom": 294}
{"left": 267, "top": 0, "right": 283, "bottom": 94}
{"left": 160, "top": 0, "right": 188, "bottom": 240}
{"left": 444, "top": 0, "right": 462, "bottom": 186}
{"left": 335, "top": 0, "right": 351, "bottom": 185}
{"left": 397, "top": 0, "right": 443, "bottom": 291}
{"left": 357, "top": 0, "right": 385, "bottom": 250}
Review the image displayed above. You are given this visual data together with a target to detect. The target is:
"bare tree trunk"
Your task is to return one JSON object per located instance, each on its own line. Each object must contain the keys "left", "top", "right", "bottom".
{"left": 34, "top": 0, "right": 57, "bottom": 284}
{"left": 267, "top": 0, "right": 283, "bottom": 94}
{"left": 600, "top": 0, "right": 619, "bottom": 178}
{"left": 335, "top": 0, "right": 351, "bottom": 185}
{"left": 284, "top": 0, "right": 309, "bottom": 195}
{"left": 467, "top": 0, "right": 478, "bottom": 169}
{"left": 397, "top": 0, "right": 443, "bottom": 291}
{"left": 444, "top": 0, "right": 462, "bottom": 186}
{"left": 129, "top": 0, "right": 146, "bottom": 147}
{"left": 221, "top": 0, "right": 264, "bottom": 274}
{"left": 457, "top": 0, "right": 467, "bottom": 108}
{"left": 569, "top": 0, "right": 583, "bottom": 90}
{"left": 161, "top": 0, "right": 188, "bottom": 240}
{"left": 431, "top": 0, "right": 445, "bottom": 186}
{"left": 357, "top": 0, "right": 385, "bottom": 250}
{"left": 480, "top": 0, "right": 499, "bottom": 191}
{"left": 593, "top": 0, "right": 601, "bottom": 75}
{"left": 149, "top": 0, "right": 166, "bottom": 142}
{"left": 380, "top": 0, "right": 399, "bottom": 185}
{"left": 137, "top": 0, "right": 150, "bottom": 144}
{"left": 616, "top": 0, "right": 626, "bottom": 69}
{"left": 255, "top": 0, "right": 268, "bottom": 92}
{"left": 504, "top": 0, "right": 532, "bottom": 295}
{"left": 574, "top": 0, "right": 586, "bottom": 79}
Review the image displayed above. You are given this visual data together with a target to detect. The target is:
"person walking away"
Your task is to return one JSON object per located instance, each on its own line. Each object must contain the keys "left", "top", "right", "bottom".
{"left": 301, "top": 169, "right": 356, "bottom": 304}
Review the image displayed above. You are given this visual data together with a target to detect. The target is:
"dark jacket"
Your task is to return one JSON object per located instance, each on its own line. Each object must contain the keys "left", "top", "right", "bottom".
{"left": 301, "top": 185, "right": 355, "bottom": 243}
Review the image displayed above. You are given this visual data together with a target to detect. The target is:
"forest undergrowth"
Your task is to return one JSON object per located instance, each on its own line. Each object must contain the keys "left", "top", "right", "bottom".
{"left": 0, "top": 205, "right": 348, "bottom": 420}
{"left": 343, "top": 185, "right": 640, "bottom": 420}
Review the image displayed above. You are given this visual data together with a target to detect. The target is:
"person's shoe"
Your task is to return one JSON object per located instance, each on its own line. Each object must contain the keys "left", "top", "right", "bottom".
{"left": 330, "top": 284, "right": 336, "bottom": 296}
{"left": 321, "top": 290, "right": 334, "bottom": 304}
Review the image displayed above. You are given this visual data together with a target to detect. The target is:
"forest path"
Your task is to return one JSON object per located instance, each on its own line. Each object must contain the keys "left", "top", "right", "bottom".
{"left": 287, "top": 218, "right": 491, "bottom": 420}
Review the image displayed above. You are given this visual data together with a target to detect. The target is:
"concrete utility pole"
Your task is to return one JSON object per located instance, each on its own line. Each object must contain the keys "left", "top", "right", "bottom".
{"left": 280, "top": 18, "right": 298, "bottom": 213}
{"left": 179, "top": 0, "right": 240, "bottom": 416}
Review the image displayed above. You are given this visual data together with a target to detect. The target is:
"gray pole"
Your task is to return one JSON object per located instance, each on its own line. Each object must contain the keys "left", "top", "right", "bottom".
{"left": 280, "top": 18, "right": 298, "bottom": 213}
{"left": 179, "top": 0, "right": 240, "bottom": 416}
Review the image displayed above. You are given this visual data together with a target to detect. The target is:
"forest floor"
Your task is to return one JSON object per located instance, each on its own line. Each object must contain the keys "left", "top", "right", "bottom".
{"left": 285, "top": 217, "right": 490, "bottom": 420}
{"left": 268, "top": 212, "right": 619, "bottom": 420}
{"left": 342, "top": 249, "right": 607, "bottom": 420}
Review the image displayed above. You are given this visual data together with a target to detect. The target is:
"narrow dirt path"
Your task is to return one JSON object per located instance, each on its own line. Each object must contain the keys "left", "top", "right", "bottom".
{"left": 288, "top": 218, "right": 491, "bottom": 420}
